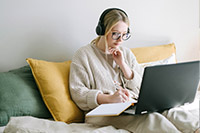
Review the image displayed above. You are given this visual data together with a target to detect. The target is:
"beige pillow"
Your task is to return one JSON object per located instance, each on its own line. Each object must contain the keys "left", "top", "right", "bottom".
{"left": 139, "top": 53, "right": 176, "bottom": 68}
{"left": 131, "top": 43, "right": 176, "bottom": 63}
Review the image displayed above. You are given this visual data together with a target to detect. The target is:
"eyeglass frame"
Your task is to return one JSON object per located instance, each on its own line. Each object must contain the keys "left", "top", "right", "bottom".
{"left": 111, "top": 31, "right": 131, "bottom": 41}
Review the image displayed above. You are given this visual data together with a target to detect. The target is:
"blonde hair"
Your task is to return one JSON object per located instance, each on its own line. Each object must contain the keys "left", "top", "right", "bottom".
{"left": 92, "top": 9, "right": 130, "bottom": 50}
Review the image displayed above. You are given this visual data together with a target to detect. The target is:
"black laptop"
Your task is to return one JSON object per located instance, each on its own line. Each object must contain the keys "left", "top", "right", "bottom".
{"left": 124, "top": 60, "right": 200, "bottom": 115}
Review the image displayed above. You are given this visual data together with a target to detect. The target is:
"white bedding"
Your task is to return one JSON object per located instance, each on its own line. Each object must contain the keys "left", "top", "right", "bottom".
{"left": 0, "top": 127, "right": 5, "bottom": 133}
{"left": 2, "top": 92, "right": 200, "bottom": 133}
{"left": 3, "top": 116, "right": 129, "bottom": 133}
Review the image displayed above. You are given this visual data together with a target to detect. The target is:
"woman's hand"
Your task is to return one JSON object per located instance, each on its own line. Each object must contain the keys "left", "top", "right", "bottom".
{"left": 109, "top": 47, "right": 124, "bottom": 66}
{"left": 109, "top": 47, "right": 134, "bottom": 80}
{"left": 97, "top": 87, "right": 130, "bottom": 104}
{"left": 109, "top": 87, "right": 130, "bottom": 103}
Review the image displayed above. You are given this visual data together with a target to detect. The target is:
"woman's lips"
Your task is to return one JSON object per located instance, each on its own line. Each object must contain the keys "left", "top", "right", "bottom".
{"left": 114, "top": 43, "right": 120, "bottom": 46}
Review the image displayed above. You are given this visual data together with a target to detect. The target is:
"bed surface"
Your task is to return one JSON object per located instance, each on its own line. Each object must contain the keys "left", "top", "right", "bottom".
{"left": 1, "top": 91, "right": 199, "bottom": 133}
{"left": 2, "top": 117, "right": 130, "bottom": 133}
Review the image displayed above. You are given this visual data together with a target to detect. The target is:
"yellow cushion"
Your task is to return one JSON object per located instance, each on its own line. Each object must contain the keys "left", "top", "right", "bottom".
{"left": 26, "top": 58, "right": 84, "bottom": 123}
{"left": 131, "top": 43, "right": 176, "bottom": 63}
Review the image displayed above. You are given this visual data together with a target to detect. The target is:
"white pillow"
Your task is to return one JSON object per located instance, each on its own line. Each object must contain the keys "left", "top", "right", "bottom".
{"left": 139, "top": 53, "right": 176, "bottom": 68}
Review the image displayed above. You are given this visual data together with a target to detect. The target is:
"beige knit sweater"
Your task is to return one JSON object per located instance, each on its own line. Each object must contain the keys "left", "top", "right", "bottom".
{"left": 69, "top": 43, "right": 144, "bottom": 111}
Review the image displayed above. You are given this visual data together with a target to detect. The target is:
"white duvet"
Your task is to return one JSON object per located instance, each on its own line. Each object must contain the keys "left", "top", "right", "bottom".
{"left": 3, "top": 116, "right": 129, "bottom": 133}
{"left": 2, "top": 92, "right": 199, "bottom": 133}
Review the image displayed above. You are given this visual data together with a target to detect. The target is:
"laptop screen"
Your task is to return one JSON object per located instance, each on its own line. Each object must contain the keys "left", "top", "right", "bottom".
{"left": 135, "top": 61, "right": 200, "bottom": 114}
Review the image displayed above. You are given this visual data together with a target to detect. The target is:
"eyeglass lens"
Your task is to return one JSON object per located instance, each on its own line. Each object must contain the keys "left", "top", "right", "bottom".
{"left": 112, "top": 32, "right": 131, "bottom": 41}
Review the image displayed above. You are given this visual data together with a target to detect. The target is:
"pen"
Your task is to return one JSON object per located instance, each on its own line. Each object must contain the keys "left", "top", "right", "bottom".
{"left": 114, "top": 80, "right": 121, "bottom": 90}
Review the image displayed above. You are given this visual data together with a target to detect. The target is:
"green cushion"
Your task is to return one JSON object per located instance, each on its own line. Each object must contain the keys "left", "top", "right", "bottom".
{"left": 0, "top": 66, "right": 52, "bottom": 126}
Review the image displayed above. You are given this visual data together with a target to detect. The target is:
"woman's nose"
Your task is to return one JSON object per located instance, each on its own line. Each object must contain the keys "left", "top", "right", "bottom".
{"left": 117, "top": 36, "right": 123, "bottom": 42}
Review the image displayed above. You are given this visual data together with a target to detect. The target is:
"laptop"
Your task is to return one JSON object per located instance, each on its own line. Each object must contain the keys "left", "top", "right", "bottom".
{"left": 124, "top": 60, "right": 200, "bottom": 115}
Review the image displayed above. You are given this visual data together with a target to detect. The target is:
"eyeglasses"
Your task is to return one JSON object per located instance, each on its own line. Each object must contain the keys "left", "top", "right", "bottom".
{"left": 111, "top": 32, "right": 131, "bottom": 41}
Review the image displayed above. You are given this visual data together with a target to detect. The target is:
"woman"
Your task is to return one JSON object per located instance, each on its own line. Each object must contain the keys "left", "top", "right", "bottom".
{"left": 70, "top": 8, "right": 199, "bottom": 133}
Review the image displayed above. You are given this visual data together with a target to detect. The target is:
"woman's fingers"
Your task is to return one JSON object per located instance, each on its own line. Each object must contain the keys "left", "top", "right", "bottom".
{"left": 109, "top": 47, "right": 120, "bottom": 55}
{"left": 121, "top": 93, "right": 129, "bottom": 102}
{"left": 116, "top": 89, "right": 129, "bottom": 102}
{"left": 121, "top": 89, "right": 130, "bottom": 98}
{"left": 117, "top": 86, "right": 130, "bottom": 98}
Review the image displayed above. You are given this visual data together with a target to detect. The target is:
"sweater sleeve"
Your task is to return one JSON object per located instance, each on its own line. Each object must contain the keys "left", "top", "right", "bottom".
{"left": 121, "top": 47, "right": 144, "bottom": 98}
{"left": 69, "top": 60, "right": 102, "bottom": 111}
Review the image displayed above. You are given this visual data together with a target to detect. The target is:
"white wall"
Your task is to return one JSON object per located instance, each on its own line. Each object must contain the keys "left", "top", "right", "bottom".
{"left": 0, "top": 0, "right": 199, "bottom": 72}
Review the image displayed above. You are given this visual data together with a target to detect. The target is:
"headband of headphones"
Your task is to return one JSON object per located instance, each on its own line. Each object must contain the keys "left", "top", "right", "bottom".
{"left": 96, "top": 8, "right": 130, "bottom": 35}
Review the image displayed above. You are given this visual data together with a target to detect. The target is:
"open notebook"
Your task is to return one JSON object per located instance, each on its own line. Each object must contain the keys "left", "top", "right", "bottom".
{"left": 86, "top": 102, "right": 134, "bottom": 117}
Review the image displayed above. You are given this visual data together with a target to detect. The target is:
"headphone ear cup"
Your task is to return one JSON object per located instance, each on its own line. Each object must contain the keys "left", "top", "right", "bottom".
{"left": 96, "top": 22, "right": 104, "bottom": 35}
{"left": 96, "top": 25, "right": 102, "bottom": 35}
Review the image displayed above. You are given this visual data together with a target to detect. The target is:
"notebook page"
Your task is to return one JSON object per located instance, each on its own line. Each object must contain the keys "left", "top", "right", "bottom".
{"left": 86, "top": 102, "right": 133, "bottom": 117}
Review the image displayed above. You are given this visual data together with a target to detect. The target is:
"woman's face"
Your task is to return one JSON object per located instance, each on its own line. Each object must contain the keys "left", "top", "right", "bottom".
{"left": 106, "top": 21, "right": 129, "bottom": 49}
